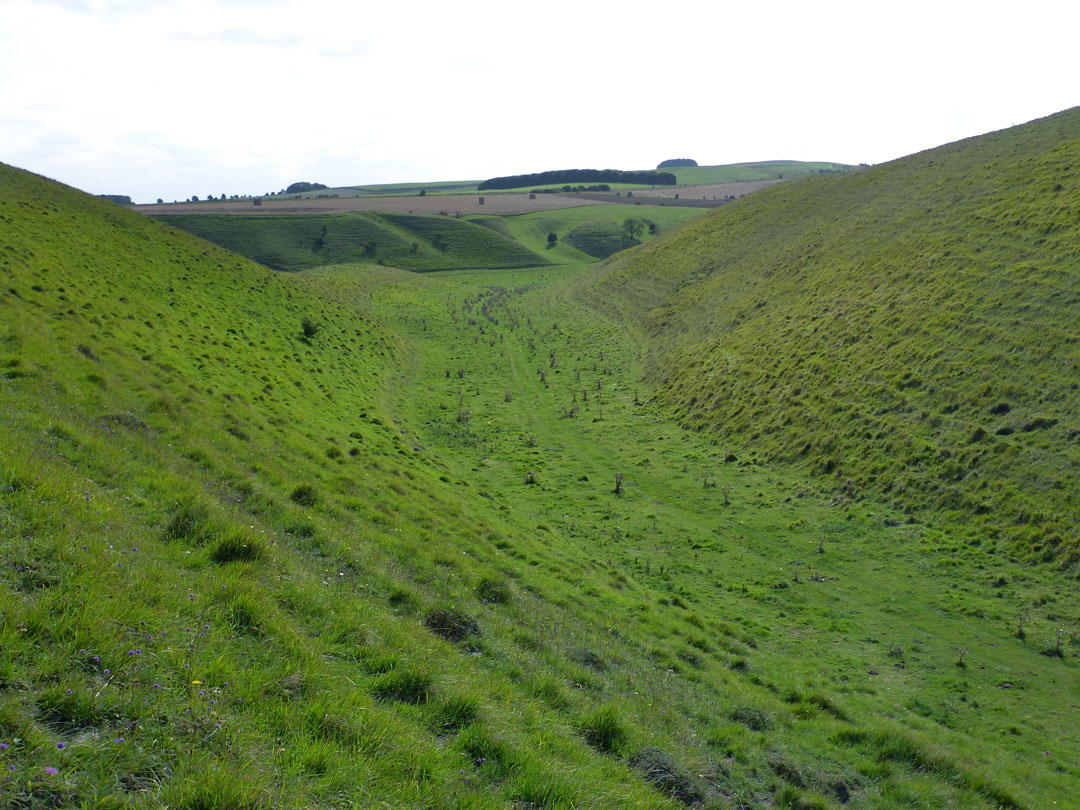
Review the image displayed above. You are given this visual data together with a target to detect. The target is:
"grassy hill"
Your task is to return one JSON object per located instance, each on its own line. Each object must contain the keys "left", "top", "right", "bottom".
{"left": 3, "top": 128, "right": 1079, "bottom": 810}
{"left": 667, "top": 161, "right": 854, "bottom": 185}
{"left": 469, "top": 205, "right": 707, "bottom": 263}
{"left": 152, "top": 211, "right": 548, "bottom": 272}
{"left": 573, "top": 107, "right": 1080, "bottom": 573}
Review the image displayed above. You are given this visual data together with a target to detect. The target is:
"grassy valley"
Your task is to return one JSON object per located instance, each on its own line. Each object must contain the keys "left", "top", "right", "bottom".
{"left": 1, "top": 108, "right": 1079, "bottom": 810}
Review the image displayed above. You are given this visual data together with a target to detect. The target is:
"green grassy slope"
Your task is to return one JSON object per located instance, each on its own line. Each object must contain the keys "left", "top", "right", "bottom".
{"left": 668, "top": 161, "right": 854, "bottom": 185}
{"left": 5, "top": 161, "right": 1077, "bottom": 809}
{"left": 573, "top": 107, "right": 1080, "bottom": 572}
{"left": 154, "top": 211, "right": 548, "bottom": 272}
{"left": 0, "top": 165, "right": 671, "bottom": 808}
{"left": 469, "top": 205, "right": 707, "bottom": 264}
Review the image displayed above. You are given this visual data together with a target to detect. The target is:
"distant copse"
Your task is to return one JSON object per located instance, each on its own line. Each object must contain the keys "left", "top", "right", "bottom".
{"left": 97, "top": 194, "right": 133, "bottom": 205}
{"left": 285, "top": 181, "right": 329, "bottom": 194}
{"left": 478, "top": 169, "right": 676, "bottom": 191}
{"left": 656, "top": 159, "right": 698, "bottom": 169}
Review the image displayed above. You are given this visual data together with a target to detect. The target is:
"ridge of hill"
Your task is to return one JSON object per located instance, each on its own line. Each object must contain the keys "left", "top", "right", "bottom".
{"left": 572, "top": 107, "right": 1080, "bottom": 572}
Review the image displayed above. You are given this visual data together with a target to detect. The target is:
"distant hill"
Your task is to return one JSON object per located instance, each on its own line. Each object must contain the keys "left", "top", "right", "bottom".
{"left": 576, "top": 108, "right": 1080, "bottom": 571}
{"left": 155, "top": 211, "right": 549, "bottom": 272}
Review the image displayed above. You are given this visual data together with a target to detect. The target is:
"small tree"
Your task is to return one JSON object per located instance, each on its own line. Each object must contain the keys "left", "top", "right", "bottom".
{"left": 419, "top": 189, "right": 426, "bottom": 197}
{"left": 301, "top": 317, "right": 321, "bottom": 341}
{"left": 614, "top": 472, "right": 625, "bottom": 495}
{"left": 623, "top": 218, "right": 643, "bottom": 240}
{"left": 547, "top": 232, "right": 558, "bottom": 247}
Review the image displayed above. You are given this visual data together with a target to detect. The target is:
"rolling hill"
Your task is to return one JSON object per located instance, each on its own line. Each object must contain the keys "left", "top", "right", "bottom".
{"left": 573, "top": 106, "right": 1080, "bottom": 573}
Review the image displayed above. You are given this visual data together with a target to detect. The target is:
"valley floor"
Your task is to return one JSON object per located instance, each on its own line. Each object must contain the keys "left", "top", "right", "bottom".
{"left": 369, "top": 263, "right": 1080, "bottom": 808}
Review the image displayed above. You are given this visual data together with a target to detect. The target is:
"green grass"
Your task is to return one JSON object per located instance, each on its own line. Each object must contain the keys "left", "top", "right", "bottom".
{"left": 153, "top": 211, "right": 548, "bottom": 272}
{"left": 575, "top": 106, "right": 1080, "bottom": 573}
{"left": 281, "top": 179, "right": 482, "bottom": 198}
{"left": 3, "top": 116, "right": 1080, "bottom": 810}
{"left": 468, "top": 204, "right": 706, "bottom": 263}
{"left": 668, "top": 160, "right": 855, "bottom": 185}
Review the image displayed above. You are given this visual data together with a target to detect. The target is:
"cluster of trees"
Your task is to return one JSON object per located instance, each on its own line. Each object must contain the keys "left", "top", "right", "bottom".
{"left": 478, "top": 169, "right": 676, "bottom": 191}
{"left": 97, "top": 194, "right": 133, "bottom": 205}
{"left": 531, "top": 184, "right": 612, "bottom": 194}
{"left": 656, "top": 158, "right": 698, "bottom": 169}
{"left": 285, "top": 182, "right": 329, "bottom": 194}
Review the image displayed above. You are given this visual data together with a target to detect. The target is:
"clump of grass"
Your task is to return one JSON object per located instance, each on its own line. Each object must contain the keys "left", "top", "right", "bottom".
{"left": 731, "top": 706, "right": 770, "bottom": 732}
{"left": 456, "top": 722, "right": 520, "bottom": 775}
{"left": 290, "top": 484, "right": 318, "bottom": 507}
{"left": 427, "top": 693, "right": 479, "bottom": 733}
{"left": 422, "top": 608, "right": 480, "bottom": 642}
{"left": 163, "top": 497, "right": 216, "bottom": 545}
{"left": 371, "top": 668, "right": 432, "bottom": 704}
{"left": 475, "top": 577, "right": 510, "bottom": 604}
{"left": 209, "top": 529, "right": 264, "bottom": 564}
{"left": 576, "top": 705, "right": 630, "bottom": 755}
{"left": 630, "top": 746, "right": 706, "bottom": 805}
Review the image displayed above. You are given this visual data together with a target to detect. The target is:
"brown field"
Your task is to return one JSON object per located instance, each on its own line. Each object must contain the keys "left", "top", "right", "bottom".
{"left": 135, "top": 192, "right": 607, "bottom": 217}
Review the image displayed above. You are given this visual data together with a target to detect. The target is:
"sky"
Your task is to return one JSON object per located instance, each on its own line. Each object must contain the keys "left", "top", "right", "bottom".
{"left": 1, "top": 0, "right": 1078, "bottom": 203}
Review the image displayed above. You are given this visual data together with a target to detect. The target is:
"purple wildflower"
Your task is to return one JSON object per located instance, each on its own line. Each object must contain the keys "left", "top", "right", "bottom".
{"left": 56, "top": 742, "right": 65, "bottom": 750}
{"left": 45, "top": 766, "right": 59, "bottom": 775}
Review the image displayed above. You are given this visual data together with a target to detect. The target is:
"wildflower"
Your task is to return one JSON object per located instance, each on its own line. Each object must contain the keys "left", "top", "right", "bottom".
{"left": 65, "top": 688, "right": 72, "bottom": 695}
{"left": 0, "top": 742, "right": 8, "bottom": 750}
{"left": 191, "top": 680, "right": 201, "bottom": 685}
{"left": 56, "top": 742, "right": 65, "bottom": 750}
{"left": 152, "top": 684, "right": 160, "bottom": 689}
{"left": 45, "top": 766, "right": 59, "bottom": 775}
{"left": 113, "top": 737, "right": 124, "bottom": 743}
{"left": 103, "top": 669, "right": 111, "bottom": 675}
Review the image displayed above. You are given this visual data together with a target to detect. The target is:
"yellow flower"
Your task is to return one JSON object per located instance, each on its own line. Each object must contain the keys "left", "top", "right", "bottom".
{"left": 191, "top": 680, "right": 202, "bottom": 685}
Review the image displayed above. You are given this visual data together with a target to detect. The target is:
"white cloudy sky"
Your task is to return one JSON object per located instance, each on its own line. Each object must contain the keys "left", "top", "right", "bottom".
{"left": 1, "top": 0, "right": 1077, "bottom": 203}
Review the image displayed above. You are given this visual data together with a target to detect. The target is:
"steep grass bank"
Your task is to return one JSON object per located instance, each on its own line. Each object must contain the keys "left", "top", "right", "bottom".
{"left": 573, "top": 107, "right": 1080, "bottom": 572}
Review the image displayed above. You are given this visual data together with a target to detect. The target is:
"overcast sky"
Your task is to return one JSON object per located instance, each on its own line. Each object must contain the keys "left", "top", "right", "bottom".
{"left": 2, "top": 0, "right": 1077, "bottom": 203}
